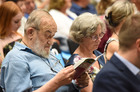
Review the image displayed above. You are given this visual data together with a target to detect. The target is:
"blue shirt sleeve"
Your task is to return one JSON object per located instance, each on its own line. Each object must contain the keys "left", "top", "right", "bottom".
{"left": 1, "top": 60, "right": 32, "bottom": 92}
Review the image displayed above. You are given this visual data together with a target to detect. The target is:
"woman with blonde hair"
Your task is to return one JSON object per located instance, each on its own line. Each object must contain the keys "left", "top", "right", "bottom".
{"left": 104, "top": 0, "right": 135, "bottom": 61}
{"left": 0, "top": 1, "right": 23, "bottom": 65}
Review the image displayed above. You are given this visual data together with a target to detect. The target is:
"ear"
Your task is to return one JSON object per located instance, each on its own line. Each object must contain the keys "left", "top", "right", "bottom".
{"left": 136, "top": 39, "right": 140, "bottom": 52}
{"left": 26, "top": 27, "right": 35, "bottom": 40}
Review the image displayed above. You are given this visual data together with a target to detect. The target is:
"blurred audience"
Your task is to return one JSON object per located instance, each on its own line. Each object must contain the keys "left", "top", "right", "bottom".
{"left": 104, "top": 0, "right": 135, "bottom": 61}
{"left": 93, "top": 13, "right": 140, "bottom": 92}
{"left": 96, "top": 0, "right": 116, "bottom": 53}
{"left": 7, "top": 0, "right": 27, "bottom": 36}
{"left": 48, "top": 0, "right": 77, "bottom": 60}
{"left": 70, "top": 0, "right": 97, "bottom": 16}
{"left": 0, "top": 1, "right": 23, "bottom": 66}
{"left": 35, "top": 0, "right": 50, "bottom": 9}
{"left": 24, "top": 0, "right": 36, "bottom": 18}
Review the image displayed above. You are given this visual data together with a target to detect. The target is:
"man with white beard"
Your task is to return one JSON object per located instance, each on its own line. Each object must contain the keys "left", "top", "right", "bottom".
{"left": 0, "top": 9, "right": 90, "bottom": 92}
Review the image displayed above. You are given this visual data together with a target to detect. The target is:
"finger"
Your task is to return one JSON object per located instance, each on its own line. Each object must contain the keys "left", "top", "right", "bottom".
{"left": 63, "top": 65, "right": 75, "bottom": 73}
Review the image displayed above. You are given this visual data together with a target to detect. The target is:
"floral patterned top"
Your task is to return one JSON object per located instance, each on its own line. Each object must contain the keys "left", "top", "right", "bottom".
{"left": 66, "top": 50, "right": 105, "bottom": 82}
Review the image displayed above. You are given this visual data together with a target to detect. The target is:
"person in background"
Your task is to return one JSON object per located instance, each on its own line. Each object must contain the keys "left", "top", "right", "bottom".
{"left": 96, "top": 0, "right": 116, "bottom": 15}
{"left": 70, "top": 0, "right": 97, "bottom": 16}
{"left": 0, "top": 9, "right": 90, "bottom": 92}
{"left": 24, "top": 0, "right": 35, "bottom": 19}
{"left": 93, "top": 13, "right": 140, "bottom": 92}
{"left": 48, "top": 0, "right": 77, "bottom": 60}
{"left": 7, "top": 0, "right": 27, "bottom": 36}
{"left": 35, "top": 0, "right": 50, "bottom": 9}
{"left": 104, "top": 0, "right": 135, "bottom": 61}
{"left": 96, "top": 0, "right": 116, "bottom": 53}
{"left": 67, "top": 12, "right": 106, "bottom": 92}
{"left": 16, "top": 0, "right": 27, "bottom": 36}
{"left": 0, "top": 1, "right": 23, "bottom": 66}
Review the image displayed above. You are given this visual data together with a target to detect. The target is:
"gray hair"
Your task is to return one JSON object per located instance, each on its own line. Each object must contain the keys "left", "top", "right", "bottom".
{"left": 24, "top": 9, "right": 50, "bottom": 33}
{"left": 105, "top": 0, "right": 135, "bottom": 28}
{"left": 69, "top": 12, "right": 106, "bottom": 43}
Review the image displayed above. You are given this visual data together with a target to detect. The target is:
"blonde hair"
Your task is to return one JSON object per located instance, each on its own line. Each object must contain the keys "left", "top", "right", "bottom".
{"left": 96, "top": 0, "right": 116, "bottom": 15}
{"left": 48, "top": 0, "right": 65, "bottom": 11}
{"left": 70, "top": 12, "right": 106, "bottom": 43}
{"left": 105, "top": 0, "right": 135, "bottom": 28}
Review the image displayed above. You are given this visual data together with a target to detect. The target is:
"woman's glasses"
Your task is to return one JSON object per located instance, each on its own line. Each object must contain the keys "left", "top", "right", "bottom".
{"left": 91, "top": 32, "right": 104, "bottom": 41}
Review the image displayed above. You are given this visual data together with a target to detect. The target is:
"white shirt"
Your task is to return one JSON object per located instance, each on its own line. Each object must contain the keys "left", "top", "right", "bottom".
{"left": 49, "top": 9, "right": 77, "bottom": 38}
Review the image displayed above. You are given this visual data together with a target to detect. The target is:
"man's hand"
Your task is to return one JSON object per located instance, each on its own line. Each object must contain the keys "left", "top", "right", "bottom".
{"left": 54, "top": 65, "right": 76, "bottom": 86}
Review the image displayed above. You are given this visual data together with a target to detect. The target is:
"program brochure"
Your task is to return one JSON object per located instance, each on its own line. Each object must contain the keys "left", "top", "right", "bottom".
{"left": 73, "top": 54, "right": 103, "bottom": 79}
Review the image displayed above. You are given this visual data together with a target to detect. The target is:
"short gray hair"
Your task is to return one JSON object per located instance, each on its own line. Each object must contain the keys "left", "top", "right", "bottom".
{"left": 24, "top": 9, "right": 50, "bottom": 33}
{"left": 69, "top": 12, "right": 106, "bottom": 43}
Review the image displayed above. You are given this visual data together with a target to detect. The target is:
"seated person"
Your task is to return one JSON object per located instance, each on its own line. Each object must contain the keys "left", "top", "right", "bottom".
{"left": 0, "top": 9, "right": 90, "bottom": 92}
{"left": 93, "top": 13, "right": 140, "bottom": 92}
{"left": 66, "top": 12, "right": 106, "bottom": 91}
{"left": 70, "top": 0, "right": 97, "bottom": 16}
{"left": 104, "top": 0, "right": 135, "bottom": 61}
{"left": 0, "top": 1, "right": 23, "bottom": 66}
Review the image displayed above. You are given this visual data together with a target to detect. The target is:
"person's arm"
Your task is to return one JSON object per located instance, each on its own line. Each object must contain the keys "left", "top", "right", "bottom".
{"left": 106, "top": 41, "right": 119, "bottom": 60}
{"left": 33, "top": 65, "right": 76, "bottom": 92}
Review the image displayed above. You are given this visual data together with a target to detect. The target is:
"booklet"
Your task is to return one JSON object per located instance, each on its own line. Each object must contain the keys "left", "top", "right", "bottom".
{"left": 73, "top": 54, "right": 104, "bottom": 79}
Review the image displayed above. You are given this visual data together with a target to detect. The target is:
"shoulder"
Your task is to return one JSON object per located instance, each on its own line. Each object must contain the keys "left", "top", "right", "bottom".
{"left": 93, "top": 61, "right": 128, "bottom": 92}
{"left": 108, "top": 40, "right": 119, "bottom": 52}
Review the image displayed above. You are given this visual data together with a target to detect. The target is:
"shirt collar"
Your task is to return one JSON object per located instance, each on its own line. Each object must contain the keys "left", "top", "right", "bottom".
{"left": 114, "top": 52, "right": 140, "bottom": 75}
{"left": 14, "top": 42, "right": 33, "bottom": 52}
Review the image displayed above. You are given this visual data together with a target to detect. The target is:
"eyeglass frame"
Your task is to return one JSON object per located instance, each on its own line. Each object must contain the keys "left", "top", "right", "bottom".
{"left": 90, "top": 32, "right": 105, "bottom": 41}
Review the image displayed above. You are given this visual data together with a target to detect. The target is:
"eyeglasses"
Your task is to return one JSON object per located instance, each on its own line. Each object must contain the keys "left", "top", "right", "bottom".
{"left": 91, "top": 32, "right": 104, "bottom": 41}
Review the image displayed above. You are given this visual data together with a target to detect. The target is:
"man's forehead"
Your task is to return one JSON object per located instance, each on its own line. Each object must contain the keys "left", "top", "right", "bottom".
{"left": 41, "top": 17, "right": 56, "bottom": 28}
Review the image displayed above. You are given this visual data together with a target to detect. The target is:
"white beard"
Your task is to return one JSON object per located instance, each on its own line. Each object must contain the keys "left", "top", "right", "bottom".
{"left": 32, "top": 38, "right": 50, "bottom": 58}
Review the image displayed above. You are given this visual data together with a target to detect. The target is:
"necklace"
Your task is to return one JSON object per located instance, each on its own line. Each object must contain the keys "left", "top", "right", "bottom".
{"left": 40, "top": 54, "right": 63, "bottom": 73}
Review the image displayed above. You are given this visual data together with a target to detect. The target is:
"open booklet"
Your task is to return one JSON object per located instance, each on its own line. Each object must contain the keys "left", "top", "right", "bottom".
{"left": 73, "top": 54, "right": 104, "bottom": 79}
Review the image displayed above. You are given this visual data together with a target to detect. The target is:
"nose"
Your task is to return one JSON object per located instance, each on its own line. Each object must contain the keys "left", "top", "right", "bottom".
{"left": 47, "top": 38, "right": 53, "bottom": 45}
{"left": 95, "top": 36, "right": 101, "bottom": 42}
